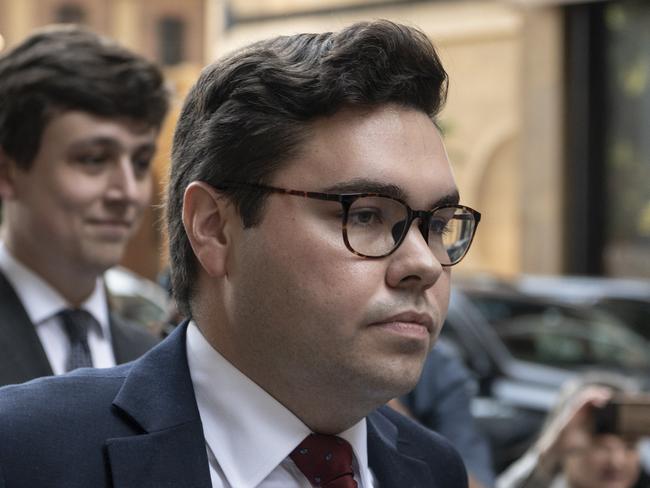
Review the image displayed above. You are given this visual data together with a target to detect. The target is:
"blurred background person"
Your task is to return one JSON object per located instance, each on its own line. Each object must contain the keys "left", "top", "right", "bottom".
{"left": 0, "top": 24, "right": 168, "bottom": 386}
{"left": 497, "top": 372, "right": 650, "bottom": 488}
{"left": 390, "top": 341, "right": 496, "bottom": 488}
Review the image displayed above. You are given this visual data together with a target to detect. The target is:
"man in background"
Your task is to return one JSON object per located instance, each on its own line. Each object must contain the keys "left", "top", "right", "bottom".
{"left": 0, "top": 20, "right": 480, "bottom": 486}
{"left": 392, "top": 342, "right": 496, "bottom": 487}
{"left": 0, "top": 25, "right": 168, "bottom": 386}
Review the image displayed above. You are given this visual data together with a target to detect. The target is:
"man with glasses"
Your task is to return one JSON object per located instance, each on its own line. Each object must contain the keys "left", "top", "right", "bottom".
{"left": 0, "top": 20, "right": 479, "bottom": 487}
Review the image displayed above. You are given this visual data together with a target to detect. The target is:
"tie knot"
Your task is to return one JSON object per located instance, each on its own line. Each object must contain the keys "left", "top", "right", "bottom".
{"left": 58, "top": 308, "right": 97, "bottom": 342}
{"left": 290, "top": 434, "right": 358, "bottom": 487}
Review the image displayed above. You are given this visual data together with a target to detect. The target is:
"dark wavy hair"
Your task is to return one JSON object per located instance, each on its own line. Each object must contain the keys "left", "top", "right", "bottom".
{"left": 0, "top": 24, "right": 169, "bottom": 168}
{"left": 168, "top": 19, "right": 448, "bottom": 316}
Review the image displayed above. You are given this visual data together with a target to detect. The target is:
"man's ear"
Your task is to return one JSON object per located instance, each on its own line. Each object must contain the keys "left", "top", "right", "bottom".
{"left": 0, "top": 148, "right": 18, "bottom": 200}
{"left": 182, "top": 181, "right": 235, "bottom": 278}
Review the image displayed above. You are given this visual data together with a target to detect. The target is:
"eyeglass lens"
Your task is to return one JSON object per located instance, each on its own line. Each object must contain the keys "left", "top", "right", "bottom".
{"left": 344, "top": 196, "right": 476, "bottom": 263}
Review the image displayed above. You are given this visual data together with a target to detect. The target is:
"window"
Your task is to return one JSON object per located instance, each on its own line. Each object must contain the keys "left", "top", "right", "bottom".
{"left": 157, "top": 16, "right": 185, "bottom": 66}
{"left": 564, "top": 1, "right": 650, "bottom": 277}
{"left": 602, "top": 2, "right": 650, "bottom": 277}
{"left": 55, "top": 4, "right": 86, "bottom": 24}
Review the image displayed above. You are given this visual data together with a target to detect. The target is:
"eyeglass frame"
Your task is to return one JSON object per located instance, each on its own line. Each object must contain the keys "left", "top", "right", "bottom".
{"left": 209, "top": 181, "right": 481, "bottom": 265}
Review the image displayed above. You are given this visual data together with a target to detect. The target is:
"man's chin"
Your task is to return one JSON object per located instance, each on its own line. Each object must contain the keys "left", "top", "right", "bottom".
{"left": 86, "top": 248, "right": 128, "bottom": 274}
{"left": 367, "top": 362, "right": 427, "bottom": 403}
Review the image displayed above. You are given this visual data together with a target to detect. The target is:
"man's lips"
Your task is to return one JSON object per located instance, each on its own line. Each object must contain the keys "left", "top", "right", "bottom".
{"left": 86, "top": 218, "right": 133, "bottom": 228}
{"left": 86, "top": 219, "right": 135, "bottom": 238}
{"left": 369, "top": 311, "right": 434, "bottom": 334}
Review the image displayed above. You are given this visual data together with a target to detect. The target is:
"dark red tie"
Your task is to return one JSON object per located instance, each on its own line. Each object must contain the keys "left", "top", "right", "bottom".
{"left": 290, "top": 434, "right": 358, "bottom": 487}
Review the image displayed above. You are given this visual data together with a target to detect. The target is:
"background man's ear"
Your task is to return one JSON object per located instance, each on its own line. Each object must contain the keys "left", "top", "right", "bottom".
{"left": 0, "top": 149, "right": 17, "bottom": 200}
{"left": 182, "top": 181, "right": 234, "bottom": 278}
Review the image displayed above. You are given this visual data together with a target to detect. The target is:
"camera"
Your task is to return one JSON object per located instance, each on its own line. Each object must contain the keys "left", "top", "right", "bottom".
{"left": 593, "top": 394, "right": 650, "bottom": 438}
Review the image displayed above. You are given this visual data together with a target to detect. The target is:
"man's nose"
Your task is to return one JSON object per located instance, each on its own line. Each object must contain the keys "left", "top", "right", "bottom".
{"left": 385, "top": 219, "right": 443, "bottom": 291}
{"left": 106, "top": 158, "right": 140, "bottom": 201}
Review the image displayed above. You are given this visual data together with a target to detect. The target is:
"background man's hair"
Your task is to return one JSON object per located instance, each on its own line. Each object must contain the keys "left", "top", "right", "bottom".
{"left": 167, "top": 19, "right": 449, "bottom": 316}
{"left": 0, "top": 24, "right": 169, "bottom": 168}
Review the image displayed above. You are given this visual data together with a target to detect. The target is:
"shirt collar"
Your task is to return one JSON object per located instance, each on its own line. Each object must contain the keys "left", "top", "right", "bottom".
{"left": 0, "top": 242, "right": 110, "bottom": 334}
{"left": 186, "top": 321, "right": 370, "bottom": 487}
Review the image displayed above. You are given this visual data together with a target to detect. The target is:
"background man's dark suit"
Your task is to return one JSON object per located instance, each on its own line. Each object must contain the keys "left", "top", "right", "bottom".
{"left": 0, "top": 270, "right": 158, "bottom": 387}
{"left": 0, "top": 322, "right": 468, "bottom": 488}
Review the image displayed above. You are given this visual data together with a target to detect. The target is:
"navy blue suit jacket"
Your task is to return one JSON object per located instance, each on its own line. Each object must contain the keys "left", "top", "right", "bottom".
{"left": 0, "top": 322, "right": 468, "bottom": 488}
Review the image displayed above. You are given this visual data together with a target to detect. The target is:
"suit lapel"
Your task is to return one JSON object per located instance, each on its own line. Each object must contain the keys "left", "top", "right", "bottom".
{"left": 106, "top": 422, "right": 211, "bottom": 488}
{"left": 367, "top": 408, "right": 436, "bottom": 488}
{"left": 105, "top": 322, "right": 212, "bottom": 488}
{"left": 0, "top": 271, "right": 53, "bottom": 386}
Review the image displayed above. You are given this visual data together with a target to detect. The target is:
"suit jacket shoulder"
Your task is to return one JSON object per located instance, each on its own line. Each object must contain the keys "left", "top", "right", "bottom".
{"left": 0, "top": 323, "right": 211, "bottom": 488}
{"left": 0, "top": 366, "right": 129, "bottom": 487}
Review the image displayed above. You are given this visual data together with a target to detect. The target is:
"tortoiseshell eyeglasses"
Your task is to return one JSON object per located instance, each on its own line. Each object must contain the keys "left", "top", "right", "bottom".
{"left": 212, "top": 182, "right": 481, "bottom": 266}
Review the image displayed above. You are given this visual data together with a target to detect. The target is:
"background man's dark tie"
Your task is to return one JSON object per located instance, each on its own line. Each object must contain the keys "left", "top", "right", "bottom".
{"left": 59, "top": 309, "right": 97, "bottom": 371}
{"left": 290, "top": 434, "right": 358, "bottom": 487}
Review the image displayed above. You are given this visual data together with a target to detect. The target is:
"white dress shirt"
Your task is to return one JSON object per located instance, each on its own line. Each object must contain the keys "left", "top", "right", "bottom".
{"left": 186, "top": 321, "right": 376, "bottom": 488}
{"left": 0, "top": 243, "right": 115, "bottom": 374}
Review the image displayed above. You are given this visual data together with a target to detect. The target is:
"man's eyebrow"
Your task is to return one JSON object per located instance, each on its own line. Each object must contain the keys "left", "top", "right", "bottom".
{"left": 68, "top": 137, "right": 155, "bottom": 153}
{"left": 68, "top": 137, "right": 119, "bottom": 150}
{"left": 322, "top": 179, "right": 407, "bottom": 199}
{"left": 435, "top": 191, "right": 460, "bottom": 207}
{"left": 322, "top": 178, "right": 460, "bottom": 208}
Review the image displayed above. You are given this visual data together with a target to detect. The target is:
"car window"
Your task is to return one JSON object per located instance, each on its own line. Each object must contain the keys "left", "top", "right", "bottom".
{"left": 467, "top": 294, "right": 650, "bottom": 370}
{"left": 469, "top": 298, "right": 548, "bottom": 324}
{"left": 494, "top": 310, "right": 650, "bottom": 369}
{"left": 596, "top": 298, "right": 650, "bottom": 338}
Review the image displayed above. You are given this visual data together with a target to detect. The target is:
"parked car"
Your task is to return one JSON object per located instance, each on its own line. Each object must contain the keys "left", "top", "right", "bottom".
{"left": 104, "top": 266, "right": 171, "bottom": 336}
{"left": 440, "top": 279, "right": 650, "bottom": 473}
{"left": 516, "top": 274, "right": 650, "bottom": 341}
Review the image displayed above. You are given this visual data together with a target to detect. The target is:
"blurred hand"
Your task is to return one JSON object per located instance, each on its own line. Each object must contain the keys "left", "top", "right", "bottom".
{"left": 534, "top": 386, "right": 613, "bottom": 473}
